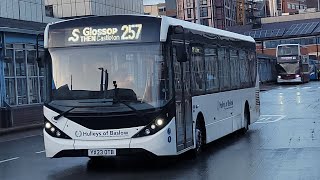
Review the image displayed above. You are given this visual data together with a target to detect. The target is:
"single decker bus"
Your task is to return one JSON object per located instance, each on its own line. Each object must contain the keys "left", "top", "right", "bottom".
{"left": 42, "top": 15, "right": 260, "bottom": 158}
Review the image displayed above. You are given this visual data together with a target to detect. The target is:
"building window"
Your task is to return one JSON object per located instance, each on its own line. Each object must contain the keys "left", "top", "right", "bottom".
{"left": 288, "top": 4, "right": 291, "bottom": 9}
{"left": 187, "top": 0, "right": 191, "bottom": 7}
{"left": 4, "top": 44, "right": 45, "bottom": 106}
{"left": 45, "top": 5, "right": 54, "bottom": 18}
{"left": 200, "top": 7, "right": 208, "bottom": 17}
{"left": 158, "top": 7, "right": 166, "bottom": 12}
{"left": 201, "top": 0, "right": 207, "bottom": 5}
{"left": 201, "top": 18, "right": 209, "bottom": 26}
{"left": 187, "top": 8, "right": 192, "bottom": 18}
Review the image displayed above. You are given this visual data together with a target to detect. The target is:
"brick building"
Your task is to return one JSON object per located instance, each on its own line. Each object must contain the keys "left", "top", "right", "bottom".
{"left": 177, "top": 0, "right": 237, "bottom": 29}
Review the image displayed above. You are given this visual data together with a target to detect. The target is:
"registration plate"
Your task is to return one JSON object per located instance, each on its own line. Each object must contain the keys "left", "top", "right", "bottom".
{"left": 88, "top": 149, "right": 116, "bottom": 156}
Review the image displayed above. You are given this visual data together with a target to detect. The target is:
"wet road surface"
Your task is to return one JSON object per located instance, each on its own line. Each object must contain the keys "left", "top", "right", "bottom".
{"left": 1, "top": 82, "right": 320, "bottom": 180}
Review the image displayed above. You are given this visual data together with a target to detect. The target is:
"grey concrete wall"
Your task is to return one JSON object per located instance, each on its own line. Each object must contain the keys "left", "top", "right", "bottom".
{"left": 45, "top": 0, "right": 143, "bottom": 18}
{"left": 0, "top": 0, "right": 58, "bottom": 23}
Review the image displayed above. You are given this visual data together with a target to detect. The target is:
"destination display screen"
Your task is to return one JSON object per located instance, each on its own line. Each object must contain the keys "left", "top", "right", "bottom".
{"left": 48, "top": 16, "right": 161, "bottom": 47}
{"left": 277, "top": 56, "right": 299, "bottom": 63}
{"left": 67, "top": 24, "right": 143, "bottom": 44}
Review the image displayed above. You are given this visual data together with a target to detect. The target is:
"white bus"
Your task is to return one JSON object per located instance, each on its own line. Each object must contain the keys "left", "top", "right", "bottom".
{"left": 42, "top": 15, "right": 260, "bottom": 158}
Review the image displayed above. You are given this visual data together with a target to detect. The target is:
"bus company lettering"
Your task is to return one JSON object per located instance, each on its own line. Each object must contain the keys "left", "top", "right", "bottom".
{"left": 218, "top": 100, "right": 234, "bottom": 110}
{"left": 74, "top": 130, "right": 129, "bottom": 138}
{"left": 67, "top": 24, "right": 142, "bottom": 43}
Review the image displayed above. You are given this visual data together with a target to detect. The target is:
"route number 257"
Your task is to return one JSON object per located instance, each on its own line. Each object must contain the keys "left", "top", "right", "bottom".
{"left": 121, "top": 24, "right": 142, "bottom": 40}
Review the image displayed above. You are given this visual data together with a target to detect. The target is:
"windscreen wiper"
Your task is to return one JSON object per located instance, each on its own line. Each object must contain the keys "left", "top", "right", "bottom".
{"left": 53, "top": 107, "right": 76, "bottom": 120}
{"left": 114, "top": 100, "right": 150, "bottom": 123}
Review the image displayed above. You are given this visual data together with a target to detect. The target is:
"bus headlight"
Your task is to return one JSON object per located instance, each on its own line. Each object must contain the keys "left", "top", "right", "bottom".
{"left": 278, "top": 76, "right": 281, "bottom": 79}
{"left": 156, "top": 119, "right": 164, "bottom": 126}
{"left": 45, "top": 122, "right": 52, "bottom": 129}
{"left": 44, "top": 119, "right": 71, "bottom": 139}
{"left": 133, "top": 117, "right": 170, "bottom": 138}
{"left": 295, "top": 74, "right": 300, "bottom": 78}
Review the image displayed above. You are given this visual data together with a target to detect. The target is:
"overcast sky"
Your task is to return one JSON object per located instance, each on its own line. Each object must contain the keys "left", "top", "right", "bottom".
{"left": 144, "top": 0, "right": 165, "bottom": 5}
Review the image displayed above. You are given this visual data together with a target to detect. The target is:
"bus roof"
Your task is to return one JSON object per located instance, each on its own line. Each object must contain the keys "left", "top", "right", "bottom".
{"left": 159, "top": 16, "right": 255, "bottom": 43}
{"left": 44, "top": 15, "right": 255, "bottom": 48}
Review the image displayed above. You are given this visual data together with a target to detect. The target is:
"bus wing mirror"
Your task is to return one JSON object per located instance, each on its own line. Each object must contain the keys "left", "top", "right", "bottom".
{"left": 176, "top": 44, "right": 188, "bottom": 62}
{"left": 172, "top": 25, "right": 188, "bottom": 62}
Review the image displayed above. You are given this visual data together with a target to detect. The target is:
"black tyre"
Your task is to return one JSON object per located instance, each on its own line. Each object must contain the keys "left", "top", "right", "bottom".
{"left": 241, "top": 106, "right": 250, "bottom": 134}
{"left": 188, "top": 120, "right": 205, "bottom": 158}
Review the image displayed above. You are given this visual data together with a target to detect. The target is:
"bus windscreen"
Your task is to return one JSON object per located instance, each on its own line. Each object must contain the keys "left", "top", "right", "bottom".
{"left": 277, "top": 45, "right": 299, "bottom": 56}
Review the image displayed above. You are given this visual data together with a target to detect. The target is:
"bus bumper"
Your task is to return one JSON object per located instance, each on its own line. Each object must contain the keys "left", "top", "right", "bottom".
{"left": 44, "top": 119, "right": 177, "bottom": 158}
{"left": 277, "top": 77, "right": 301, "bottom": 83}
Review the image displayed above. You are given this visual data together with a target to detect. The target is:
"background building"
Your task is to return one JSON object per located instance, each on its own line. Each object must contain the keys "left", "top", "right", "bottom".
{"left": 215, "top": 0, "right": 237, "bottom": 29}
{"left": 282, "top": 0, "right": 307, "bottom": 14}
{"left": 44, "top": 0, "right": 143, "bottom": 18}
{"left": 144, "top": 3, "right": 167, "bottom": 16}
{"left": 0, "top": 0, "right": 57, "bottom": 23}
{"left": 177, "top": 0, "right": 236, "bottom": 28}
{"left": 0, "top": 0, "right": 59, "bottom": 128}
{"left": 306, "top": 0, "right": 318, "bottom": 9}
{"left": 228, "top": 12, "right": 320, "bottom": 59}
{"left": 166, "top": 0, "right": 177, "bottom": 17}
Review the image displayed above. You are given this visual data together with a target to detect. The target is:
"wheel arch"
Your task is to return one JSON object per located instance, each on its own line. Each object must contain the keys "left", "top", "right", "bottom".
{"left": 196, "top": 112, "right": 206, "bottom": 144}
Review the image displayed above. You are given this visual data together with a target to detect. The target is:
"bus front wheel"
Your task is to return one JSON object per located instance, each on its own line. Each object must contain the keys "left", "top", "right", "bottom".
{"left": 189, "top": 118, "right": 205, "bottom": 157}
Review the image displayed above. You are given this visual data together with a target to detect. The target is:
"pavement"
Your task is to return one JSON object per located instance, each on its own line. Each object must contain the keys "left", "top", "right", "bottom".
{"left": 0, "top": 123, "right": 42, "bottom": 136}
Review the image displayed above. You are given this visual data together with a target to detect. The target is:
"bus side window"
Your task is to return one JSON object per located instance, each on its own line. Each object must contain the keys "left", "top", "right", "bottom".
{"left": 191, "top": 46, "right": 205, "bottom": 94}
{"left": 239, "top": 50, "right": 250, "bottom": 88}
{"left": 218, "top": 47, "right": 231, "bottom": 91}
{"left": 204, "top": 47, "right": 219, "bottom": 92}
{"left": 230, "top": 48, "right": 240, "bottom": 89}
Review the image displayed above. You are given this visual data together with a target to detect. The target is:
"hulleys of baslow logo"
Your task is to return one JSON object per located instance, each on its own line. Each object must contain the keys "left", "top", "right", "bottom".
{"left": 74, "top": 130, "right": 129, "bottom": 138}
{"left": 67, "top": 24, "right": 143, "bottom": 44}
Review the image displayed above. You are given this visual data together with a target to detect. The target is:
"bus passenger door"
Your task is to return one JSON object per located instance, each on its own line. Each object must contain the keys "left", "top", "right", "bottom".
{"left": 172, "top": 44, "right": 193, "bottom": 152}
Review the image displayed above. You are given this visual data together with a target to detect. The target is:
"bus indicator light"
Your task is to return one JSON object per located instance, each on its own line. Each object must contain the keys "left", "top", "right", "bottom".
{"left": 56, "top": 131, "right": 61, "bottom": 137}
{"left": 145, "top": 129, "right": 151, "bottom": 135}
